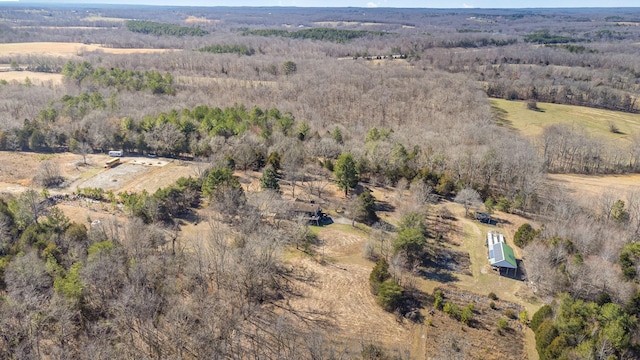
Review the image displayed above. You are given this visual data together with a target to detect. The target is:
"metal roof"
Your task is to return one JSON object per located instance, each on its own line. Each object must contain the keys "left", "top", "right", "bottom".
{"left": 490, "top": 242, "right": 517, "bottom": 269}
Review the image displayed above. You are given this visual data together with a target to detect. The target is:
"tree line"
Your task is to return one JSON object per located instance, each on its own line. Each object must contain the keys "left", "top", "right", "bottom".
{"left": 62, "top": 61, "right": 175, "bottom": 95}
{"left": 125, "top": 20, "right": 209, "bottom": 37}
{"left": 199, "top": 44, "right": 256, "bottom": 56}
{"left": 242, "top": 27, "right": 387, "bottom": 43}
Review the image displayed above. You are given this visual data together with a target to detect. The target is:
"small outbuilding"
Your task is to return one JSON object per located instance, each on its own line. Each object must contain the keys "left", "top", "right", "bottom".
{"left": 487, "top": 231, "right": 517, "bottom": 275}
{"left": 291, "top": 201, "right": 325, "bottom": 225}
{"left": 475, "top": 211, "right": 492, "bottom": 224}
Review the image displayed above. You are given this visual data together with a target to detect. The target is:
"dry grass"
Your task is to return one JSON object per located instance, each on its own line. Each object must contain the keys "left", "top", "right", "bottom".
{"left": 82, "top": 16, "right": 128, "bottom": 22}
{"left": 0, "top": 71, "right": 63, "bottom": 86}
{"left": 491, "top": 98, "right": 640, "bottom": 145}
{"left": 546, "top": 173, "right": 640, "bottom": 201}
{"left": 0, "top": 42, "right": 178, "bottom": 58}
{"left": 184, "top": 16, "right": 216, "bottom": 24}
{"left": 286, "top": 257, "right": 411, "bottom": 348}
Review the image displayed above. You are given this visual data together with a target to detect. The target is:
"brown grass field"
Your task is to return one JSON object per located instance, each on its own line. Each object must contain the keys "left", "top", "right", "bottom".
{"left": 546, "top": 173, "right": 640, "bottom": 201}
{"left": 82, "top": 15, "right": 128, "bottom": 22}
{"left": 0, "top": 71, "right": 63, "bottom": 85}
{"left": 0, "top": 42, "right": 178, "bottom": 58}
{"left": 184, "top": 16, "right": 216, "bottom": 24}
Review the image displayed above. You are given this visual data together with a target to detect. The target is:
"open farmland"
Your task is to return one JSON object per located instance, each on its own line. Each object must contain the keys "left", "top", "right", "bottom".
{"left": 491, "top": 98, "right": 640, "bottom": 143}
{"left": 0, "top": 70, "right": 63, "bottom": 85}
{"left": 0, "top": 42, "right": 178, "bottom": 58}
{"left": 547, "top": 173, "right": 640, "bottom": 201}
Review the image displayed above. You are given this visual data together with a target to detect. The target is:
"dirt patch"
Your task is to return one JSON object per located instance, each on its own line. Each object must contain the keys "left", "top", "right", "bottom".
{"left": 0, "top": 182, "right": 30, "bottom": 195}
{"left": 120, "top": 160, "right": 196, "bottom": 194}
{"left": 74, "top": 162, "right": 149, "bottom": 191}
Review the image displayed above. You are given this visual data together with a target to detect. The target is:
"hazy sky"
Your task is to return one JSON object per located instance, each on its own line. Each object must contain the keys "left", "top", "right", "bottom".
{"left": 10, "top": 0, "right": 640, "bottom": 8}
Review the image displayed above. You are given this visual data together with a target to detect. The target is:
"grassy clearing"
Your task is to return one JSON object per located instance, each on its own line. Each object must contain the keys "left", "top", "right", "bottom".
{"left": 0, "top": 42, "right": 176, "bottom": 57}
{"left": 82, "top": 16, "right": 128, "bottom": 22}
{"left": 491, "top": 98, "right": 640, "bottom": 144}
{"left": 546, "top": 173, "right": 640, "bottom": 202}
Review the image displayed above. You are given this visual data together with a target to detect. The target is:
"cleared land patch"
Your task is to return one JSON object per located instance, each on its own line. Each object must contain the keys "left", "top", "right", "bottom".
{"left": 547, "top": 173, "right": 640, "bottom": 201}
{"left": 69, "top": 162, "right": 148, "bottom": 191}
{"left": 491, "top": 98, "right": 640, "bottom": 144}
{"left": 0, "top": 71, "right": 63, "bottom": 85}
{"left": 82, "top": 15, "right": 128, "bottom": 22}
{"left": 184, "top": 16, "right": 215, "bottom": 24}
{"left": 0, "top": 42, "right": 178, "bottom": 58}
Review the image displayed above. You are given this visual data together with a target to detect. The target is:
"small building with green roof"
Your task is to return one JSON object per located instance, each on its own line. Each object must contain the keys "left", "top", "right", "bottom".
{"left": 487, "top": 231, "right": 517, "bottom": 270}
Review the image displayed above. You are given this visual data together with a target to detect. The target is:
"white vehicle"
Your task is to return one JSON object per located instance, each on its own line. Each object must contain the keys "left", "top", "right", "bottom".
{"left": 108, "top": 150, "right": 123, "bottom": 157}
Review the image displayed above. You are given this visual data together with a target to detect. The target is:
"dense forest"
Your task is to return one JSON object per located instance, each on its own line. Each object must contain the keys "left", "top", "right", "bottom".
{"left": 2, "top": 4, "right": 640, "bottom": 359}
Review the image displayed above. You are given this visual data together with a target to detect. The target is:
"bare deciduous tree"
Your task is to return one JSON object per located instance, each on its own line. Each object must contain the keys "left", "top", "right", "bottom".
{"left": 34, "top": 160, "right": 63, "bottom": 188}
{"left": 454, "top": 187, "right": 481, "bottom": 217}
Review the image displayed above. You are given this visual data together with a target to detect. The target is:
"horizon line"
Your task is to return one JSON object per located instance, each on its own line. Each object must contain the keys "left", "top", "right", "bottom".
{"left": 3, "top": 2, "right": 640, "bottom": 9}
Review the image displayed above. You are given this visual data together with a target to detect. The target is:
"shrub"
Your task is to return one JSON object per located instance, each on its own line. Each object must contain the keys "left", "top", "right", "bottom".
{"left": 495, "top": 197, "right": 511, "bottom": 213}
{"left": 490, "top": 301, "right": 497, "bottom": 310}
{"left": 519, "top": 310, "right": 529, "bottom": 324}
{"left": 78, "top": 187, "right": 105, "bottom": 201}
{"left": 461, "top": 306, "right": 474, "bottom": 325}
{"left": 530, "top": 304, "right": 553, "bottom": 332}
{"left": 504, "top": 309, "right": 517, "bottom": 319}
{"left": 488, "top": 292, "right": 498, "bottom": 300}
{"left": 609, "top": 122, "right": 621, "bottom": 134}
{"left": 597, "top": 292, "right": 612, "bottom": 306}
{"left": 361, "top": 343, "right": 388, "bottom": 360}
{"left": 369, "top": 258, "right": 390, "bottom": 295}
{"left": 376, "top": 279, "right": 403, "bottom": 312}
{"left": 434, "top": 290, "right": 444, "bottom": 310}
{"left": 497, "top": 317, "right": 509, "bottom": 330}
{"left": 393, "top": 227, "right": 426, "bottom": 264}
{"left": 443, "top": 302, "right": 461, "bottom": 321}
{"left": 354, "top": 190, "right": 379, "bottom": 225}
{"left": 34, "top": 161, "right": 64, "bottom": 188}
{"left": 535, "top": 320, "right": 559, "bottom": 359}
{"left": 514, "top": 223, "right": 539, "bottom": 248}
